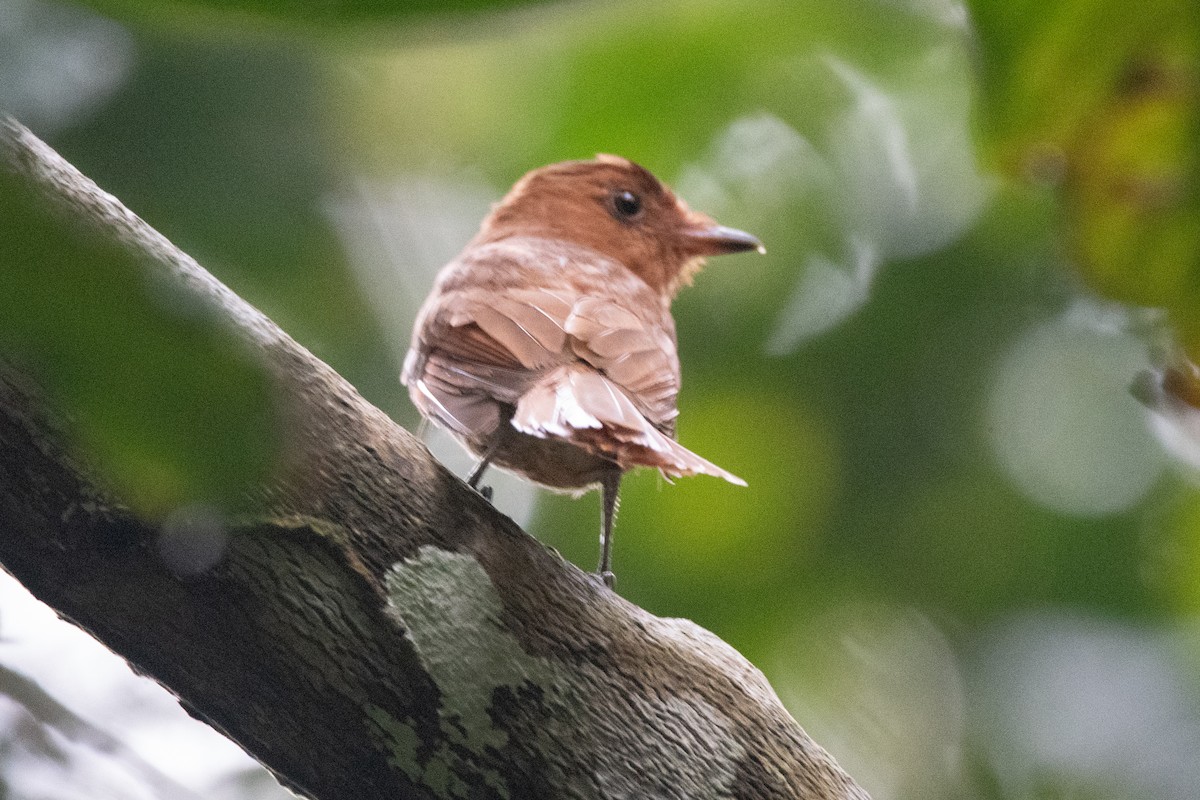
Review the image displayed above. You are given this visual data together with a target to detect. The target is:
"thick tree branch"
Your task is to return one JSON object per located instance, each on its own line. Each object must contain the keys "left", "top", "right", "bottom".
{"left": 0, "top": 117, "right": 868, "bottom": 800}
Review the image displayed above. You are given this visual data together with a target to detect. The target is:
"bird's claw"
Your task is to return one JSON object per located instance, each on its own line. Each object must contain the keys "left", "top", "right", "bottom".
{"left": 597, "top": 570, "right": 615, "bottom": 589}
{"left": 478, "top": 485, "right": 493, "bottom": 503}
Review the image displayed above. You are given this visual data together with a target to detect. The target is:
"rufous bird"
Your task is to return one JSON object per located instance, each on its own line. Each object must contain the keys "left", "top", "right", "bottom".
{"left": 402, "top": 155, "right": 763, "bottom": 587}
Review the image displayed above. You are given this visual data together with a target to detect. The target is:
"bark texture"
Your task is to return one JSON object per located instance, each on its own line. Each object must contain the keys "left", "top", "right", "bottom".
{"left": 0, "top": 117, "right": 869, "bottom": 800}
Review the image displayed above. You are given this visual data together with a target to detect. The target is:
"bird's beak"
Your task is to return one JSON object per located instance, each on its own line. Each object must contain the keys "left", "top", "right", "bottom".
{"left": 682, "top": 223, "right": 766, "bottom": 256}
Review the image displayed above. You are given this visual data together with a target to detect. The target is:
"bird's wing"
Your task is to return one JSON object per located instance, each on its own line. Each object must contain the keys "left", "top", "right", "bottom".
{"left": 409, "top": 285, "right": 680, "bottom": 420}
{"left": 406, "top": 282, "right": 742, "bottom": 484}
{"left": 560, "top": 295, "right": 681, "bottom": 433}
{"left": 477, "top": 290, "right": 740, "bottom": 484}
{"left": 402, "top": 286, "right": 574, "bottom": 438}
{"left": 511, "top": 363, "right": 745, "bottom": 484}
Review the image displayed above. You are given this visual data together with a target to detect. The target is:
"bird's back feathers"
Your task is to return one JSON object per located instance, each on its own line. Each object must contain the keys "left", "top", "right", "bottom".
{"left": 403, "top": 237, "right": 742, "bottom": 486}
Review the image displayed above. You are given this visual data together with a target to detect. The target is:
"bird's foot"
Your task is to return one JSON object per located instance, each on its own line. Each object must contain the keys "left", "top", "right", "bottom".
{"left": 478, "top": 484, "right": 493, "bottom": 503}
{"left": 596, "top": 570, "right": 615, "bottom": 589}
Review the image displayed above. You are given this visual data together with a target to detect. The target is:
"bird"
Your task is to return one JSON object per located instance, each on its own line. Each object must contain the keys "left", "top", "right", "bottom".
{"left": 402, "top": 155, "right": 763, "bottom": 587}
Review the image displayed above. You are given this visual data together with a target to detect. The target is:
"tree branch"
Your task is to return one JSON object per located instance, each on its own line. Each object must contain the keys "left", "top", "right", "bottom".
{"left": 0, "top": 117, "right": 868, "bottom": 800}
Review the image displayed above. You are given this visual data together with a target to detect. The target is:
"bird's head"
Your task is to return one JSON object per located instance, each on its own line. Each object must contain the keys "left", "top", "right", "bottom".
{"left": 477, "top": 155, "right": 763, "bottom": 298}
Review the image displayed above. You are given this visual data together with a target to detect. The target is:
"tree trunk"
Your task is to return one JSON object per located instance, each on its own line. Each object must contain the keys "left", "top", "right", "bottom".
{"left": 0, "top": 117, "right": 869, "bottom": 800}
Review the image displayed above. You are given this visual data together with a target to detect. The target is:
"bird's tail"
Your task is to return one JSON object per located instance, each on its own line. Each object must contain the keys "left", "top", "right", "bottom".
{"left": 512, "top": 366, "right": 745, "bottom": 486}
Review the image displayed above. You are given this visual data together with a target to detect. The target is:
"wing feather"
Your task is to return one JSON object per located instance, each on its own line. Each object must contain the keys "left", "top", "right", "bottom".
{"left": 410, "top": 287, "right": 680, "bottom": 429}
{"left": 403, "top": 242, "right": 739, "bottom": 482}
{"left": 513, "top": 366, "right": 744, "bottom": 484}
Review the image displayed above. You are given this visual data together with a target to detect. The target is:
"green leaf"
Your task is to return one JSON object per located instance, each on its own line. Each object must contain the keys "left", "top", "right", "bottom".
{"left": 0, "top": 160, "right": 279, "bottom": 517}
{"left": 970, "top": 0, "right": 1200, "bottom": 343}
{"left": 76, "top": 0, "right": 555, "bottom": 29}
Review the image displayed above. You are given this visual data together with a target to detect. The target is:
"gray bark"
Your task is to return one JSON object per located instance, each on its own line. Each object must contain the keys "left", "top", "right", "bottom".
{"left": 0, "top": 117, "right": 869, "bottom": 800}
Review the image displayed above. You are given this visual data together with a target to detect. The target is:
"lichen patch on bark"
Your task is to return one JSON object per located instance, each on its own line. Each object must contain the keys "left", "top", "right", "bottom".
{"left": 387, "top": 546, "right": 747, "bottom": 798}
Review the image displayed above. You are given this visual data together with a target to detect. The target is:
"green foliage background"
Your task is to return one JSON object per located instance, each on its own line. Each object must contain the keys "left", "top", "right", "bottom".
{"left": 2, "top": 0, "right": 1199, "bottom": 797}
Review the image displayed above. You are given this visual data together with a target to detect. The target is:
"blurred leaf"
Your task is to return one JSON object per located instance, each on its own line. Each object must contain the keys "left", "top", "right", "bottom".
{"left": 1073, "top": 46, "right": 1200, "bottom": 310}
{"left": 51, "top": 37, "right": 404, "bottom": 416}
{"left": 0, "top": 158, "right": 278, "bottom": 517}
{"left": 970, "top": 0, "right": 1200, "bottom": 346}
{"left": 330, "top": 0, "right": 961, "bottom": 182}
{"left": 0, "top": 0, "right": 134, "bottom": 135}
{"left": 1152, "top": 490, "right": 1200, "bottom": 612}
{"left": 77, "top": 0, "right": 556, "bottom": 29}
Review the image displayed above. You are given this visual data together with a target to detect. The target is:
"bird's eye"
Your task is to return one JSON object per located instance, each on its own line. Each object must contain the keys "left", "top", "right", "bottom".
{"left": 611, "top": 190, "right": 642, "bottom": 220}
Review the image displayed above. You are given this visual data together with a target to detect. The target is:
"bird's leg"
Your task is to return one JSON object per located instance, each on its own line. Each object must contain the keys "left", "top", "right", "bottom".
{"left": 598, "top": 471, "right": 622, "bottom": 589}
{"left": 466, "top": 454, "right": 492, "bottom": 489}
{"left": 466, "top": 431, "right": 504, "bottom": 501}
